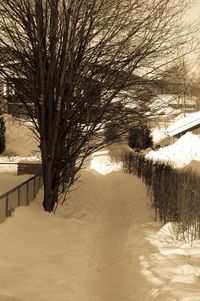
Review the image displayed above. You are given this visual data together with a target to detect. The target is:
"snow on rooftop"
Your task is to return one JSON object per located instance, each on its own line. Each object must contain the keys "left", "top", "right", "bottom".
{"left": 166, "top": 111, "right": 200, "bottom": 137}
{"left": 146, "top": 132, "right": 200, "bottom": 168}
{"left": 148, "top": 94, "right": 196, "bottom": 117}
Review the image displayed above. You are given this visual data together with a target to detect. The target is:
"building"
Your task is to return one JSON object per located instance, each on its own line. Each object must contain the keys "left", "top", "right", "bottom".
{"left": 166, "top": 111, "right": 200, "bottom": 138}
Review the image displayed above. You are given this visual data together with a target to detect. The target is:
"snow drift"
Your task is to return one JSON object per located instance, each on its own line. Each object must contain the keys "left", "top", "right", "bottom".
{"left": 90, "top": 150, "right": 122, "bottom": 175}
{"left": 146, "top": 132, "right": 200, "bottom": 168}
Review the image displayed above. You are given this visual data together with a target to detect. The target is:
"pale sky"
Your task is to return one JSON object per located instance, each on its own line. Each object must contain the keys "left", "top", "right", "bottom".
{"left": 187, "top": 0, "right": 200, "bottom": 23}
{"left": 181, "top": 1, "right": 200, "bottom": 77}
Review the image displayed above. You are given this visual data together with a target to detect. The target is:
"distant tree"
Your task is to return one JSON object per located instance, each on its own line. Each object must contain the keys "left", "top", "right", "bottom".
{"left": 160, "top": 59, "right": 191, "bottom": 112}
{"left": 0, "top": 0, "right": 193, "bottom": 212}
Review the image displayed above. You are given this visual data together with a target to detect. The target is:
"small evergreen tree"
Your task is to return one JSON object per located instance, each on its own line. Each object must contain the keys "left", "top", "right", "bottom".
{"left": 128, "top": 124, "right": 153, "bottom": 151}
{"left": 0, "top": 114, "right": 5, "bottom": 154}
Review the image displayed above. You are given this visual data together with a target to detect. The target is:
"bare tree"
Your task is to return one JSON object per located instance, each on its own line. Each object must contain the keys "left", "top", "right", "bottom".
{"left": 0, "top": 0, "right": 193, "bottom": 212}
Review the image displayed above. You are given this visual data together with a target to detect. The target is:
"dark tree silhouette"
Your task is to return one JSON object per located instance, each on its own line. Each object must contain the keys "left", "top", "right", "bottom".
{"left": 0, "top": 0, "right": 193, "bottom": 212}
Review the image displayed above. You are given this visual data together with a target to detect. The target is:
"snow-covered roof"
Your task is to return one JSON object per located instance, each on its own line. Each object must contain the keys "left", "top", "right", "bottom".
{"left": 166, "top": 111, "right": 200, "bottom": 137}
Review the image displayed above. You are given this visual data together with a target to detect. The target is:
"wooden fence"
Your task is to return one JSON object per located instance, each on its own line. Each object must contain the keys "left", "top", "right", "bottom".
{"left": 0, "top": 162, "right": 42, "bottom": 175}
{"left": 0, "top": 173, "right": 43, "bottom": 223}
{"left": 17, "top": 162, "right": 42, "bottom": 175}
{"left": 122, "top": 151, "right": 200, "bottom": 240}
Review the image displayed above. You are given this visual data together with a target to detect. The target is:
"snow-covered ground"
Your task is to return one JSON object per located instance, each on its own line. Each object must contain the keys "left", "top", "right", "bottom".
{"left": 0, "top": 151, "right": 200, "bottom": 300}
{"left": 0, "top": 174, "right": 32, "bottom": 194}
{"left": 1, "top": 111, "right": 200, "bottom": 299}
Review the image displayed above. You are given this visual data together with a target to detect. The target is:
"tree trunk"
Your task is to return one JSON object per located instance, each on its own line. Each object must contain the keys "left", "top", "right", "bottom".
{"left": 43, "top": 171, "right": 59, "bottom": 212}
{"left": 42, "top": 143, "right": 61, "bottom": 212}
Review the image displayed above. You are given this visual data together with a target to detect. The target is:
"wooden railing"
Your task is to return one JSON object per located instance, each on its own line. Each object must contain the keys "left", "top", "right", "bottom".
{"left": 0, "top": 173, "right": 43, "bottom": 223}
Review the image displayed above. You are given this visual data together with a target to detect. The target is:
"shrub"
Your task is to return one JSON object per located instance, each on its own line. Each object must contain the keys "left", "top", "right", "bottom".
{"left": 128, "top": 124, "right": 153, "bottom": 151}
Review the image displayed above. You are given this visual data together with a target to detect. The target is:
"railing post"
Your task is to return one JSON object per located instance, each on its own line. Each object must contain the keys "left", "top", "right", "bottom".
{"left": 33, "top": 176, "right": 36, "bottom": 198}
{"left": 5, "top": 195, "right": 9, "bottom": 217}
{"left": 18, "top": 186, "right": 20, "bottom": 207}
{"left": 26, "top": 181, "right": 29, "bottom": 205}
{"left": 0, "top": 174, "right": 42, "bottom": 223}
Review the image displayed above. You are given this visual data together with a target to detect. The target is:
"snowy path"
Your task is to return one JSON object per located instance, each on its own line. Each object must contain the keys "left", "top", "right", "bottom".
{"left": 84, "top": 173, "right": 132, "bottom": 301}
{"left": 63, "top": 170, "right": 158, "bottom": 300}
